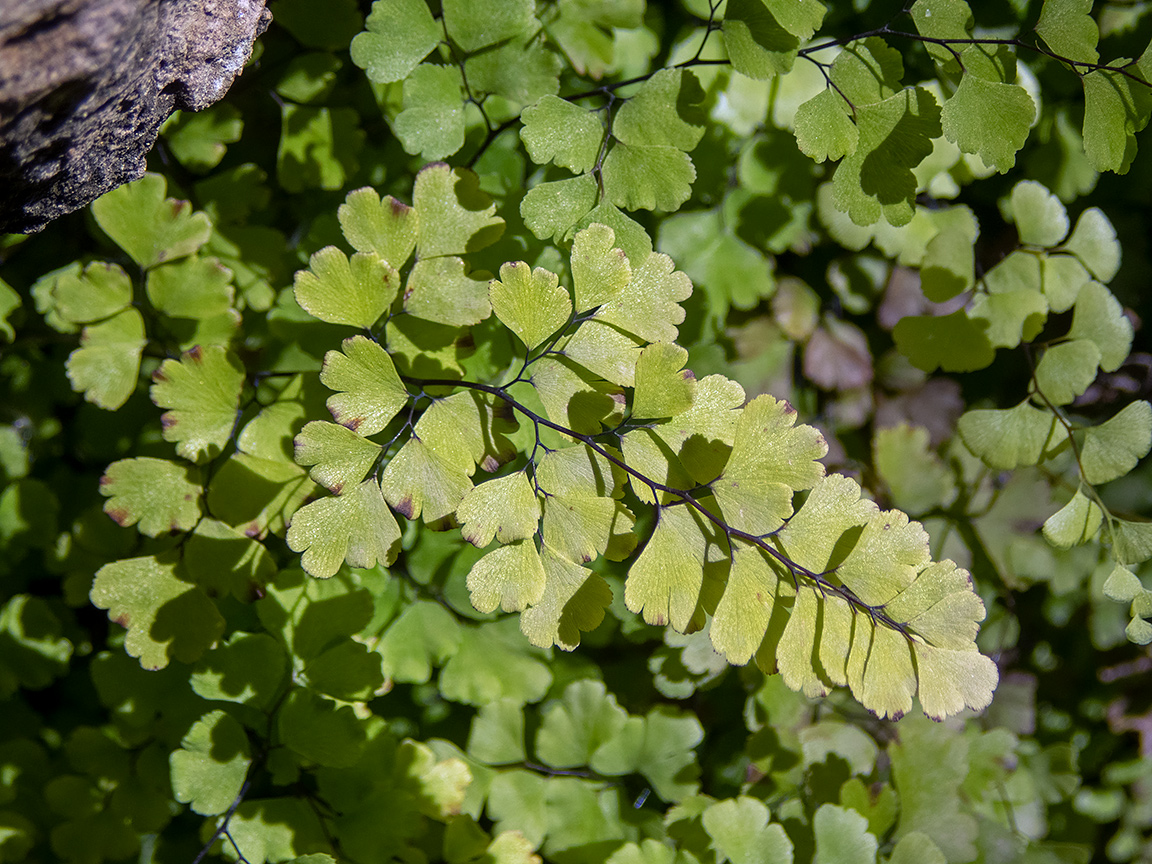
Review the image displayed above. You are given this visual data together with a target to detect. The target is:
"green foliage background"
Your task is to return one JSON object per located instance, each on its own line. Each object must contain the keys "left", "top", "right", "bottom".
{"left": 1, "top": 0, "right": 1151, "bottom": 862}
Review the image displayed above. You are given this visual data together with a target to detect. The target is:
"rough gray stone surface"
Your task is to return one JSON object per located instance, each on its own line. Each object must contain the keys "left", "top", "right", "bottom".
{"left": 0, "top": 0, "right": 270, "bottom": 234}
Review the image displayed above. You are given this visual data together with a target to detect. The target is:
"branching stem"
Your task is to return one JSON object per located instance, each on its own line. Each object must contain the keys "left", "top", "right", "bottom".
{"left": 402, "top": 374, "right": 910, "bottom": 635}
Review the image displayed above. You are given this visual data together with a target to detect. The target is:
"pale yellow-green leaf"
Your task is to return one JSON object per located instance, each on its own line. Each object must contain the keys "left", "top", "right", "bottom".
{"left": 818, "top": 592, "right": 853, "bottom": 687}
{"left": 1067, "top": 280, "right": 1133, "bottom": 372}
{"left": 338, "top": 186, "right": 418, "bottom": 267}
{"left": 294, "top": 247, "right": 399, "bottom": 327}
{"left": 404, "top": 256, "right": 492, "bottom": 326}
{"left": 571, "top": 223, "right": 631, "bottom": 312}
{"left": 293, "top": 420, "right": 382, "bottom": 493}
{"left": 774, "top": 474, "right": 876, "bottom": 574}
{"left": 912, "top": 641, "right": 998, "bottom": 720}
{"left": 592, "top": 250, "right": 692, "bottom": 343}
{"left": 632, "top": 342, "right": 696, "bottom": 419}
{"left": 529, "top": 354, "right": 627, "bottom": 434}
{"left": 415, "top": 391, "right": 517, "bottom": 475}
{"left": 626, "top": 504, "right": 721, "bottom": 630}
{"left": 858, "top": 625, "right": 916, "bottom": 720}
{"left": 457, "top": 471, "right": 540, "bottom": 547}
{"left": 777, "top": 586, "right": 830, "bottom": 699}
{"left": 286, "top": 478, "right": 401, "bottom": 578}
{"left": 957, "top": 400, "right": 1059, "bottom": 469}
{"left": 380, "top": 437, "right": 472, "bottom": 524}
{"left": 562, "top": 318, "right": 644, "bottom": 387}
{"left": 521, "top": 544, "right": 614, "bottom": 650}
{"left": 543, "top": 495, "right": 636, "bottom": 565}
{"left": 535, "top": 444, "right": 626, "bottom": 499}
{"left": 466, "top": 539, "right": 547, "bottom": 613}
{"left": 710, "top": 545, "right": 788, "bottom": 665}
{"left": 713, "top": 394, "right": 827, "bottom": 534}
{"left": 320, "top": 335, "right": 410, "bottom": 435}
{"left": 490, "top": 261, "right": 572, "bottom": 350}
{"left": 837, "top": 510, "right": 931, "bottom": 607}
{"left": 1102, "top": 564, "right": 1143, "bottom": 603}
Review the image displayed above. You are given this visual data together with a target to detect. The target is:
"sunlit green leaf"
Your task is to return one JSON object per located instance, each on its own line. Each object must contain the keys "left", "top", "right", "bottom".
{"left": 100, "top": 457, "right": 201, "bottom": 536}
{"left": 831, "top": 87, "right": 942, "bottom": 227}
{"left": 942, "top": 75, "right": 1034, "bottom": 173}
{"left": 294, "top": 421, "right": 381, "bottom": 493}
{"left": 466, "top": 539, "right": 547, "bottom": 614}
{"left": 1082, "top": 66, "right": 1151, "bottom": 173}
{"left": 1067, "top": 279, "right": 1133, "bottom": 371}
{"left": 520, "top": 96, "right": 604, "bottom": 173}
{"left": 794, "top": 88, "right": 857, "bottom": 163}
{"left": 91, "top": 173, "right": 212, "bottom": 268}
{"left": 521, "top": 174, "right": 600, "bottom": 242}
{"left": 1036, "top": 0, "right": 1099, "bottom": 62}
{"left": 350, "top": 0, "right": 440, "bottom": 83}
{"left": 1062, "top": 207, "right": 1121, "bottom": 282}
{"left": 613, "top": 68, "right": 706, "bottom": 151}
{"left": 151, "top": 346, "right": 245, "bottom": 463}
{"left": 1034, "top": 338, "right": 1101, "bottom": 405}
{"left": 338, "top": 186, "right": 418, "bottom": 267}
{"left": 1005, "top": 180, "right": 1068, "bottom": 247}
{"left": 571, "top": 223, "right": 631, "bottom": 312}
{"left": 632, "top": 342, "right": 696, "bottom": 419}
{"left": 602, "top": 143, "right": 696, "bottom": 212}
{"left": 413, "top": 164, "right": 505, "bottom": 258}
{"left": 457, "top": 472, "right": 540, "bottom": 547}
{"left": 320, "top": 335, "right": 411, "bottom": 436}
{"left": 490, "top": 261, "right": 572, "bottom": 350}
{"left": 711, "top": 545, "right": 789, "bottom": 666}
{"left": 591, "top": 250, "right": 692, "bottom": 343}
{"left": 723, "top": 0, "right": 826, "bottom": 78}
{"left": 713, "top": 395, "right": 826, "bottom": 534}
{"left": 287, "top": 479, "right": 401, "bottom": 578}
{"left": 294, "top": 247, "right": 399, "bottom": 328}
{"left": 414, "top": 390, "right": 517, "bottom": 475}
{"left": 404, "top": 256, "right": 492, "bottom": 326}
{"left": 91, "top": 555, "right": 224, "bottom": 670}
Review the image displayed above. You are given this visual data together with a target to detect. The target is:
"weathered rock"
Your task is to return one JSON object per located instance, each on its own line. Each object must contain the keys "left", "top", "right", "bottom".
{"left": 0, "top": 0, "right": 271, "bottom": 234}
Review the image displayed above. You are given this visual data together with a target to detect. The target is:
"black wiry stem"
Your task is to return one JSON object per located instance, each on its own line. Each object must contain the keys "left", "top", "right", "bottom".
{"left": 401, "top": 374, "right": 910, "bottom": 635}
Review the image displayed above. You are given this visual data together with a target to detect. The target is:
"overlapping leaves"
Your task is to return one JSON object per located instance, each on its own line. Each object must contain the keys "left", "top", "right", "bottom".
{"left": 288, "top": 206, "right": 996, "bottom": 719}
